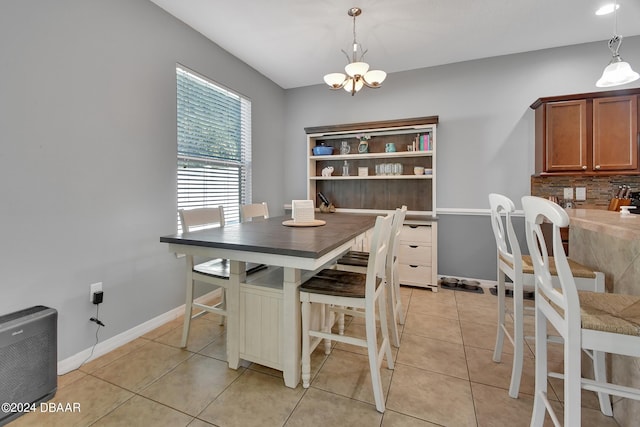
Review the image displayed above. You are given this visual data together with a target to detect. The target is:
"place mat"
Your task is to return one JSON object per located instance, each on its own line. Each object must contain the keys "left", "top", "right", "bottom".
{"left": 282, "top": 219, "right": 326, "bottom": 227}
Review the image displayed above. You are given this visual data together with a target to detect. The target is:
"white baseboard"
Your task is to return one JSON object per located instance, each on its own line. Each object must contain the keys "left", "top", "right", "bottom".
{"left": 57, "top": 289, "right": 222, "bottom": 375}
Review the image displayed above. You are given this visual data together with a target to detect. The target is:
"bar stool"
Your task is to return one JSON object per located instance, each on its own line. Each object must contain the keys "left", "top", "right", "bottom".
{"left": 178, "top": 207, "right": 266, "bottom": 348}
{"left": 522, "top": 196, "right": 640, "bottom": 427}
{"left": 335, "top": 206, "right": 407, "bottom": 347}
{"left": 488, "top": 194, "right": 608, "bottom": 410}
{"left": 300, "top": 214, "right": 394, "bottom": 413}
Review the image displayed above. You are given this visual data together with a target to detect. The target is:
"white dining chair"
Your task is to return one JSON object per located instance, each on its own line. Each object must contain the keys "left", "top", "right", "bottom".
{"left": 178, "top": 207, "right": 266, "bottom": 348}
{"left": 241, "top": 202, "right": 269, "bottom": 222}
{"left": 335, "top": 206, "right": 407, "bottom": 347}
{"left": 300, "top": 214, "right": 394, "bottom": 413}
{"left": 522, "top": 196, "right": 640, "bottom": 427}
{"left": 488, "top": 194, "right": 608, "bottom": 408}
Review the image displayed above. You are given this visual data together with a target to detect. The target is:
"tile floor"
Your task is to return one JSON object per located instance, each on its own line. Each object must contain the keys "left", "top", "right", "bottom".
{"left": 9, "top": 285, "right": 621, "bottom": 427}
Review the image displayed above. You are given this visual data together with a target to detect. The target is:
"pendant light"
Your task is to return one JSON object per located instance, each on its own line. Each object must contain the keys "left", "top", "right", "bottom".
{"left": 596, "top": 0, "right": 639, "bottom": 87}
{"left": 323, "top": 7, "right": 386, "bottom": 96}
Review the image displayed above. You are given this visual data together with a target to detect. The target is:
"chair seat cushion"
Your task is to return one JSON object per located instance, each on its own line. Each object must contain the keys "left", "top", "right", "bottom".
{"left": 578, "top": 291, "right": 640, "bottom": 336}
{"left": 500, "top": 254, "right": 598, "bottom": 279}
{"left": 336, "top": 250, "right": 369, "bottom": 267}
{"left": 194, "top": 258, "right": 267, "bottom": 279}
{"left": 300, "top": 269, "right": 381, "bottom": 298}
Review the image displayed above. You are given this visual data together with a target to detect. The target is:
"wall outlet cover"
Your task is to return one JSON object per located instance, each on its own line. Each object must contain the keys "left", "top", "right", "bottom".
{"left": 90, "top": 282, "right": 103, "bottom": 302}
{"left": 576, "top": 187, "right": 586, "bottom": 201}
{"left": 564, "top": 187, "right": 574, "bottom": 200}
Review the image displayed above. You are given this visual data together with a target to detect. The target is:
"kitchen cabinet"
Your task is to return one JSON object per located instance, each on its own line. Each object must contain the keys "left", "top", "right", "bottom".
{"left": 531, "top": 88, "right": 640, "bottom": 175}
{"left": 593, "top": 95, "right": 638, "bottom": 172}
{"left": 305, "top": 116, "right": 439, "bottom": 290}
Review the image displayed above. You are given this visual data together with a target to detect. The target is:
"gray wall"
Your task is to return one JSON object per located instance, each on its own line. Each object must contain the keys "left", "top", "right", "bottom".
{"left": 0, "top": 0, "right": 286, "bottom": 360}
{"left": 283, "top": 37, "right": 640, "bottom": 280}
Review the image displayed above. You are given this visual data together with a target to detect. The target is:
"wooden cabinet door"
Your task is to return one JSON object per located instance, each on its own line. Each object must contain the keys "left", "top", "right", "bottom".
{"left": 545, "top": 100, "right": 588, "bottom": 172}
{"left": 593, "top": 95, "right": 638, "bottom": 172}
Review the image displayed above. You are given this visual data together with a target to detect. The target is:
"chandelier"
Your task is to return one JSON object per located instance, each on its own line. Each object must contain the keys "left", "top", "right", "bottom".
{"left": 323, "top": 7, "right": 387, "bottom": 96}
{"left": 595, "top": 0, "right": 639, "bottom": 87}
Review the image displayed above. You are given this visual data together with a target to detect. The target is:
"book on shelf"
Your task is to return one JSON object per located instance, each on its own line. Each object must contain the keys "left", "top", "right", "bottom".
{"left": 414, "top": 133, "right": 432, "bottom": 151}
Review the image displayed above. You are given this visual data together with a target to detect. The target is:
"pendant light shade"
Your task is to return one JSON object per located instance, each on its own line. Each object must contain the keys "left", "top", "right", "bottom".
{"left": 324, "top": 73, "right": 347, "bottom": 88}
{"left": 596, "top": 56, "right": 640, "bottom": 87}
{"left": 364, "top": 70, "right": 387, "bottom": 87}
{"left": 345, "top": 61, "right": 369, "bottom": 78}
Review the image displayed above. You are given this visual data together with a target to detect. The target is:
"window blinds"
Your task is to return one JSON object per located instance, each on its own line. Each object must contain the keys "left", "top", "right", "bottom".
{"left": 176, "top": 66, "right": 252, "bottom": 229}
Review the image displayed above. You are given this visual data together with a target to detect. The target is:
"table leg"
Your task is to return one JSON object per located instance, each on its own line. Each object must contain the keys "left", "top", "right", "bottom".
{"left": 226, "top": 260, "right": 246, "bottom": 370}
{"left": 282, "top": 267, "right": 302, "bottom": 388}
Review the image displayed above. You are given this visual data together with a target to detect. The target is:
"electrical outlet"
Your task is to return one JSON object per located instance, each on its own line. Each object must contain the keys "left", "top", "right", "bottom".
{"left": 576, "top": 187, "right": 586, "bottom": 201}
{"left": 563, "top": 187, "right": 574, "bottom": 200}
{"left": 90, "top": 282, "right": 102, "bottom": 302}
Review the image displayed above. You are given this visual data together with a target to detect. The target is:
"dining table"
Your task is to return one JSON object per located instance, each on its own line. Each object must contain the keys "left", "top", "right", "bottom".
{"left": 160, "top": 212, "right": 378, "bottom": 388}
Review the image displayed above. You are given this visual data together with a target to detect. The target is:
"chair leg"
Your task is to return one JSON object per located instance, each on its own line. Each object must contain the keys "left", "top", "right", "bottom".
{"left": 564, "top": 328, "right": 582, "bottom": 427}
{"left": 387, "top": 275, "right": 401, "bottom": 348}
{"left": 219, "top": 288, "right": 226, "bottom": 326}
{"left": 367, "top": 298, "right": 386, "bottom": 413}
{"left": 378, "top": 285, "right": 395, "bottom": 370}
{"left": 181, "top": 265, "right": 195, "bottom": 348}
{"left": 493, "top": 269, "right": 507, "bottom": 363}
{"left": 393, "top": 266, "right": 405, "bottom": 325}
{"left": 323, "top": 304, "right": 332, "bottom": 355}
{"left": 592, "top": 350, "right": 613, "bottom": 416}
{"left": 301, "top": 296, "right": 312, "bottom": 389}
{"left": 531, "top": 306, "right": 548, "bottom": 427}
{"left": 509, "top": 275, "right": 525, "bottom": 399}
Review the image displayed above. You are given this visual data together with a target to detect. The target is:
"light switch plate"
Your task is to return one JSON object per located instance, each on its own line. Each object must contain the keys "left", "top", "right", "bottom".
{"left": 576, "top": 187, "right": 586, "bottom": 201}
{"left": 564, "top": 187, "right": 573, "bottom": 200}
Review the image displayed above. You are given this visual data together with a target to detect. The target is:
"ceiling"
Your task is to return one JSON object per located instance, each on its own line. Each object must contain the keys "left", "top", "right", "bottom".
{"left": 150, "top": 0, "right": 640, "bottom": 89}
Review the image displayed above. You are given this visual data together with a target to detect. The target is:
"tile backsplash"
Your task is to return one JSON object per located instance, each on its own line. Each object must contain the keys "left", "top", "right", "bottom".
{"left": 530, "top": 175, "right": 640, "bottom": 209}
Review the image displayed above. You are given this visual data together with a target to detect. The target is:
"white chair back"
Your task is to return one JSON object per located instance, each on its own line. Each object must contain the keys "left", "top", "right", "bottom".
{"left": 179, "top": 206, "right": 225, "bottom": 231}
{"left": 521, "top": 196, "right": 580, "bottom": 332}
{"left": 488, "top": 193, "right": 523, "bottom": 280}
{"left": 241, "top": 202, "right": 269, "bottom": 222}
{"left": 366, "top": 214, "right": 393, "bottom": 303}
{"left": 387, "top": 206, "right": 407, "bottom": 270}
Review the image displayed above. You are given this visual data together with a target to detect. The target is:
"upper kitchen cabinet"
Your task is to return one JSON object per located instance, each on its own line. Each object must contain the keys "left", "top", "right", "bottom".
{"left": 531, "top": 88, "right": 640, "bottom": 176}
{"left": 593, "top": 95, "right": 638, "bottom": 172}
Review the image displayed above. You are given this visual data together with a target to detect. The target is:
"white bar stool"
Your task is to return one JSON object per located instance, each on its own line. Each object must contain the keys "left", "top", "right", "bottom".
{"left": 522, "top": 196, "right": 640, "bottom": 427}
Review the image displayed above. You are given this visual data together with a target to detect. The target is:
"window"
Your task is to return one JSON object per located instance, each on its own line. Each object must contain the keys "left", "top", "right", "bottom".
{"left": 176, "top": 65, "right": 252, "bottom": 230}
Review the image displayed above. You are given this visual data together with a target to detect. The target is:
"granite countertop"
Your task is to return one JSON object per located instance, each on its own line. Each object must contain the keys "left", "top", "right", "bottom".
{"left": 567, "top": 208, "right": 640, "bottom": 240}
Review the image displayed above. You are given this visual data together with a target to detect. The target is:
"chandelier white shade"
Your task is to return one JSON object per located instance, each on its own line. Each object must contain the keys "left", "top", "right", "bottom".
{"left": 323, "top": 7, "right": 387, "bottom": 96}
{"left": 595, "top": 1, "right": 639, "bottom": 87}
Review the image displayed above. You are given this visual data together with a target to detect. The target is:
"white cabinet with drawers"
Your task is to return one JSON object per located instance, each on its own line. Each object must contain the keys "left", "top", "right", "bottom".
{"left": 398, "top": 220, "right": 438, "bottom": 291}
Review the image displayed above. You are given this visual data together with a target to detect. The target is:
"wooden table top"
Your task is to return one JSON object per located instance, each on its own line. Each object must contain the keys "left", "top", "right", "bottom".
{"left": 160, "top": 212, "right": 379, "bottom": 258}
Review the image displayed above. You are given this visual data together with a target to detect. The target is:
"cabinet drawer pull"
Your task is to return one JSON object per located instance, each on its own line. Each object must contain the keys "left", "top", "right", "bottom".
{"left": 409, "top": 265, "right": 419, "bottom": 268}
{"left": 582, "top": 165, "right": 587, "bottom": 170}
{"left": 409, "top": 225, "right": 418, "bottom": 229}
{"left": 409, "top": 245, "right": 418, "bottom": 248}
{"left": 595, "top": 165, "right": 601, "bottom": 170}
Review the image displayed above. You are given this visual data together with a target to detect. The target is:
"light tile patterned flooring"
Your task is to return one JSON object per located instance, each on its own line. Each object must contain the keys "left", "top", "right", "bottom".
{"left": 10, "top": 285, "right": 621, "bottom": 427}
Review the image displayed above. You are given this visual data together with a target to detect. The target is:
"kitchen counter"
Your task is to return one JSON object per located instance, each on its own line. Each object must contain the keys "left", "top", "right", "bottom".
{"left": 567, "top": 208, "right": 640, "bottom": 427}
{"left": 567, "top": 208, "right": 640, "bottom": 241}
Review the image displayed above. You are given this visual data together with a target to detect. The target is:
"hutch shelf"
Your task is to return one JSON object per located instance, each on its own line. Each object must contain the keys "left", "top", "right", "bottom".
{"left": 305, "top": 116, "right": 439, "bottom": 290}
